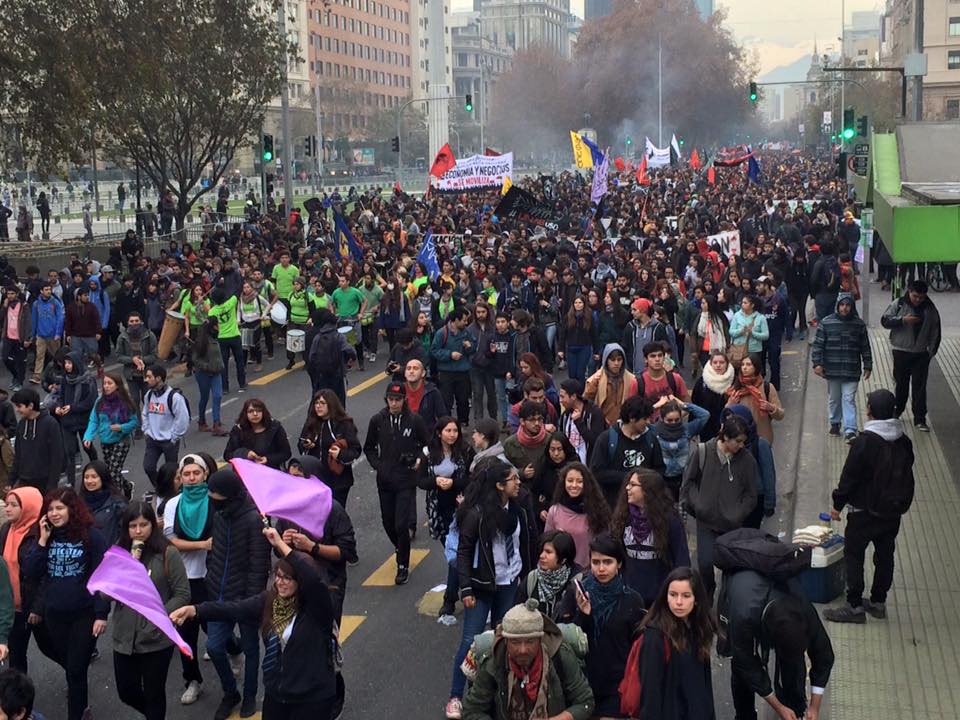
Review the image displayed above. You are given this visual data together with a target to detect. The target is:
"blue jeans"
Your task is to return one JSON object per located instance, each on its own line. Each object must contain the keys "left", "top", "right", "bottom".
{"left": 69, "top": 335, "right": 98, "bottom": 363}
{"left": 207, "top": 619, "right": 260, "bottom": 698}
{"left": 566, "top": 344, "right": 592, "bottom": 383}
{"left": 494, "top": 378, "right": 509, "bottom": 422}
{"left": 544, "top": 323, "right": 558, "bottom": 354}
{"left": 827, "top": 379, "right": 859, "bottom": 433}
{"left": 195, "top": 371, "right": 223, "bottom": 424}
{"left": 450, "top": 580, "right": 518, "bottom": 698}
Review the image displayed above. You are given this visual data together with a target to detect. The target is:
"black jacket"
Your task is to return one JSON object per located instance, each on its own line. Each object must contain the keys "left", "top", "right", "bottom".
{"left": 297, "top": 417, "right": 362, "bottom": 492}
{"left": 204, "top": 499, "right": 271, "bottom": 601}
{"left": 833, "top": 423, "right": 915, "bottom": 518}
{"left": 409, "top": 382, "right": 447, "bottom": 434}
{"left": 589, "top": 424, "right": 665, "bottom": 508}
{"left": 719, "top": 571, "right": 833, "bottom": 716}
{"left": 198, "top": 551, "right": 336, "bottom": 704}
{"left": 223, "top": 420, "right": 292, "bottom": 470}
{"left": 363, "top": 408, "right": 429, "bottom": 490}
{"left": 637, "top": 625, "right": 715, "bottom": 720}
{"left": 456, "top": 500, "right": 535, "bottom": 601}
{"left": 10, "top": 410, "right": 64, "bottom": 491}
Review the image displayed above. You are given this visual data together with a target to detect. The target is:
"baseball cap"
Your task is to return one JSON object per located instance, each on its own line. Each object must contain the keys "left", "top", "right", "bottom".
{"left": 385, "top": 382, "right": 406, "bottom": 398}
{"left": 100, "top": 265, "right": 114, "bottom": 273}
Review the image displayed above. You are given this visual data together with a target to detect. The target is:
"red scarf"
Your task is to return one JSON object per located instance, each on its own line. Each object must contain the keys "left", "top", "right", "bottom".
{"left": 517, "top": 423, "right": 547, "bottom": 448}
{"left": 509, "top": 648, "right": 544, "bottom": 701}
{"left": 727, "top": 373, "right": 768, "bottom": 413}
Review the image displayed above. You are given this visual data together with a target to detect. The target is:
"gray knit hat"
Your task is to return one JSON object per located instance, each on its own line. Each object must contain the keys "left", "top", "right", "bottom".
{"left": 500, "top": 599, "right": 544, "bottom": 638}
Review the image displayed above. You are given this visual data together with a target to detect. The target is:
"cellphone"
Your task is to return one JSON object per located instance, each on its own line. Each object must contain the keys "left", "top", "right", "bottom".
{"left": 261, "top": 516, "right": 270, "bottom": 529}
{"left": 574, "top": 578, "right": 585, "bottom": 596}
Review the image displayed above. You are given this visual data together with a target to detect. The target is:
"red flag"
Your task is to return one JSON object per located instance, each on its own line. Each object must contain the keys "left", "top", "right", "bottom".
{"left": 707, "top": 165, "right": 716, "bottom": 185}
{"left": 690, "top": 149, "right": 702, "bottom": 170}
{"left": 394, "top": 180, "right": 402, "bottom": 193}
{"left": 636, "top": 155, "right": 649, "bottom": 186}
{"left": 484, "top": 147, "right": 502, "bottom": 156}
{"left": 429, "top": 143, "right": 457, "bottom": 178}
{"left": 614, "top": 156, "right": 626, "bottom": 173}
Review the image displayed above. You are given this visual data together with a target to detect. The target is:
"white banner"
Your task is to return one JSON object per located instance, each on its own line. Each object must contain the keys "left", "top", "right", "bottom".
{"left": 435, "top": 152, "right": 514, "bottom": 192}
{"left": 707, "top": 229, "right": 741, "bottom": 257}
{"left": 644, "top": 138, "right": 670, "bottom": 168}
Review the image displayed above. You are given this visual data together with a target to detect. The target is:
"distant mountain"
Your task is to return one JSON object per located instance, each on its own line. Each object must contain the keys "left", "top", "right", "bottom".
{"left": 760, "top": 54, "right": 814, "bottom": 84}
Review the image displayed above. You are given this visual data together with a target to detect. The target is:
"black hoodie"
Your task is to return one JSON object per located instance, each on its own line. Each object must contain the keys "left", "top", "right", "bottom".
{"left": 10, "top": 409, "right": 64, "bottom": 491}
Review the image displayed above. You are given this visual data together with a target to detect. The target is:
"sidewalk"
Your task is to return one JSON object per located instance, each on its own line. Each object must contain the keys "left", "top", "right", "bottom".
{"left": 797, "top": 330, "right": 960, "bottom": 720}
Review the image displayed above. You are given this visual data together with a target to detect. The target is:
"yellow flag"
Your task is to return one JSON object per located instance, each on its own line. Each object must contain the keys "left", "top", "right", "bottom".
{"left": 570, "top": 131, "right": 593, "bottom": 169}
{"left": 501, "top": 175, "right": 513, "bottom": 195}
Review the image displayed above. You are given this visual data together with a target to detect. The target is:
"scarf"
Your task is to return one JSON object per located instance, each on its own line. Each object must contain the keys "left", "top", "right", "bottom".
{"left": 727, "top": 373, "right": 769, "bottom": 414}
{"left": 517, "top": 423, "right": 547, "bottom": 448}
{"left": 593, "top": 367, "right": 637, "bottom": 413}
{"left": 655, "top": 418, "right": 686, "bottom": 442}
{"left": 701, "top": 361, "right": 734, "bottom": 395}
{"left": 582, "top": 573, "right": 625, "bottom": 640}
{"left": 536, "top": 564, "right": 572, "bottom": 615}
{"left": 82, "top": 487, "right": 112, "bottom": 513}
{"left": 175, "top": 483, "right": 210, "bottom": 541}
{"left": 559, "top": 495, "right": 585, "bottom": 514}
{"left": 99, "top": 390, "right": 130, "bottom": 424}
{"left": 508, "top": 648, "right": 545, "bottom": 703}
{"left": 272, "top": 595, "right": 299, "bottom": 642}
{"left": 628, "top": 503, "right": 652, "bottom": 543}
{"left": 3, "top": 487, "right": 42, "bottom": 610}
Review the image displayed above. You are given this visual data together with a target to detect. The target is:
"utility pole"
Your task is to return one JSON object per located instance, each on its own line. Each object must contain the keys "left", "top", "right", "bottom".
{"left": 278, "top": 3, "right": 294, "bottom": 220}
{"left": 840, "top": 0, "right": 845, "bottom": 146}
{"left": 90, "top": 131, "right": 101, "bottom": 222}
{"left": 912, "top": 0, "right": 924, "bottom": 120}
{"left": 314, "top": 84, "right": 324, "bottom": 188}
{"left": 658, "top": 31, "right": 663, "bottom": 147}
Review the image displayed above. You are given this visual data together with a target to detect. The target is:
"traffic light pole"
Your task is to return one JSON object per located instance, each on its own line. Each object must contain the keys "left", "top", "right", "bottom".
{"left": 277, "top": 3, "right": 294, "bottom": 221}
{"left": 395, "top": 95, "right": 466, "bottom": 178}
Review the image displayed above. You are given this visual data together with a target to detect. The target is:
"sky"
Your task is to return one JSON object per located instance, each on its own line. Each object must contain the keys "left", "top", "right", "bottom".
{"left": 451, "top": 0, "right": 883, "bottom": 76}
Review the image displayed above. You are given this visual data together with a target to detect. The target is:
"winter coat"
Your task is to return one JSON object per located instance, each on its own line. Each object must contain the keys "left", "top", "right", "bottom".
{"left": 880, "top": 294, "right": 941, "bottom": 357}
{"left": 455, "top": 500, "right": 535, "bottom": 600}
{"left": 64, "top": 300, "right": 101, "bottom": 338}
{"left": 679, "top": 439, "right": 758, "bottom": 532}
{"left": 725, "top": 382, "right": 784, "bottom": 446}
{"left": 621, "top": 515, "right": 690, "bottom": 606}
{"left": 833, "top": 418, "right": 915, "bottom": 518}
{"left": 84, "top": 394, "right": 139, "bottom": 446}
{"left": 10, "top": 410, "right": 64, "bottom": 491}
{"left": 49, "top": 354, "right": 98, "bottom": 433}
{"left": 622, "top": 318, "right": 671, "bottom": 374}
{"left": 637, "top": 625, "right": 715, "bottom": 720}
{"left": 30, "top": 295, "right": 64, "bottom": 339}
{"left": 811, "top": 294, "right": 872, "bottom": 381}
{"left": 88, "top": 275, "right": 111, "bottom": 329}
{"left": 0, "top": 300, "right": 32, "bottom": 342}
{"left": 112, "top": 546, "right": 190, "bottom": 655}
{"left": 115, "top": 329, "right": 160, "bottom": 381}
{"left": 655, "top": 403, "right": 711, "bottom": 478}
{"left": 430, "top": 323, "right": 476, "bottom": 374}
{"left": 363, "top": 408, "right": 429, "bottom": 490}
{"left": 204, "top": 498, "right": 271, "bottom": 602}
{"left": 81, "top": 489, "right": 128, "bottom": 547}
{"left": 728, "top": 310, "right": 769, "bottom": 354}
{"left": 297, "top": 417, "right": 362, "bottom": 493}
{"left": 223, "top": 420, "right": 292, "bottom": 469}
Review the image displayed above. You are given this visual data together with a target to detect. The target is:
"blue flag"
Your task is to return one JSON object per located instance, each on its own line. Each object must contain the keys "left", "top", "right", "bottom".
{"left": 333, "top": 210, "right": 364, "bottom": 263}
{"left": 581, "top": 135, "right": 605, "bottom": 167}
{"left": 416, "top": 231, "right": 441, "bottom": 281}
{"left": 747, "top": 155, "right": 761, "bottom": 184}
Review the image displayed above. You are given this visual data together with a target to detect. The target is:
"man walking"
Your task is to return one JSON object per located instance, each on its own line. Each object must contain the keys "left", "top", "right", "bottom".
{"left": 811, "top": 292, "right": 872, "bottom": 442}
{"left": 141, "top": 365, "right": 190, "bottom": 486}
{"left": 880, "top": 280, "right": 941, "bottom": 432}
{"left": 0, "top": 286, "right": 31, "bottom": 390}
{"left": 824, "top": 389, "right": 915, "bottom": 625}
{"left": 29, "top": 283, "right": 64, "bottom": 385}
{"left": 431, "top": 308, "right": 475, "bottom": 426}
{"left": 63, "top": 286, "right": 101, "bottom": 364}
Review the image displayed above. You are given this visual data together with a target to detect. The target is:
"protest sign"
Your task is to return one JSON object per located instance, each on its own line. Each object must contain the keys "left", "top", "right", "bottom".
{"left": 436, "top": 153, "right": 514, "bottom": 192}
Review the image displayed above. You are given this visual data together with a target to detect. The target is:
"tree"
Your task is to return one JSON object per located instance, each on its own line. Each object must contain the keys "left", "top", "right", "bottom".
{"left": 0, "top": 0, "right": 294, "bottom": 229}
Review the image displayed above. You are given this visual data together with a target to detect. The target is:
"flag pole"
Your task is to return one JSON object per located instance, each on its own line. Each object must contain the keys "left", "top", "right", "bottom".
{"left": 658, "top": 30, "right": 663, "bottom": 148}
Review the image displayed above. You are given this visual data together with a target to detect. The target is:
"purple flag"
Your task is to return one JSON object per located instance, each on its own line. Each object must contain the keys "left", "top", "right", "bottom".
{"left": 230, "top": 458, "right": 333, "bottom": 539}
{"left": 87, "top": 547, "right": 193, "bottom": 657}
{"left": 591, "top": 149, "right": 610, "bottom": 206}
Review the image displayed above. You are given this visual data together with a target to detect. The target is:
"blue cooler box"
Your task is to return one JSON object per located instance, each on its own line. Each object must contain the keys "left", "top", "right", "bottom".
{"left": 798, "top": 541, "right": 845, "bottom": 604}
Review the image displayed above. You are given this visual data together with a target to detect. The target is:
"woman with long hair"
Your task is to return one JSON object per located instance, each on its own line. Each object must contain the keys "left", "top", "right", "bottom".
{"left": 610, "top": 469, "right": 690, "bottom": 606}
{"left": 695, "top": 294, "right": 731, "bottom": 366}
{"left": 163, "top": 454, "right": 215, "bottom": 706}
{"left": 238, "top": 280, "right": 271, "bottom": 372}
{"left": 516, "top": 351, "right": 560, "bottom": 407}
{"left": 379, "top": 273, "right": 413, "bottom": 351}
{"left": 596, "top": 289, "right": 628, "bottom": 355}
{"left": 78, "top": 460, "right": 128, "bottom": 547}
{"left": 726, "top": 353, "right": 785, "bottom": 445}
{"left": 112, "top": 502, "right": 190, "bottom": 720}
{"left": 514, "top": 530, "right": 581, "bottom": 623}
{"left": 82, "top": 371, "right": 139, "bottom": 499}
{"left": 224, "top": 398, "right": 292, "bottom": 469}
{"left": 418, "top": 416, "right": 474, "bottom": 618}
{"left": 691, "top": 351, "right": 735, "bottom": 441}
{"left": 171, "top": 527, "right": 339, "bottom": 720}
{"left": 544, "top": 462, "right": 610, "bottom": 569}
{"left": 297, "top": 390, "right": 362, "bottom": 508}
{"left": 191, "top": 317, "right": 227, "bottom": 436}
{"left": 558, "top": 295, "right": 595, "bottom": 383}
{"left": 636, "top": 567, "right": 718, "bottom": 720}
{"left": 445, "top": 458, "right": 534, "bottom": 719}
{"left": 26, "top": 487, "right": 108, "bottom": 720}
{"left": 532, "top": 431, "right": 579, "bottom": 524}
{"left": 0, "top": 486, "right": 43, "bottom": 672}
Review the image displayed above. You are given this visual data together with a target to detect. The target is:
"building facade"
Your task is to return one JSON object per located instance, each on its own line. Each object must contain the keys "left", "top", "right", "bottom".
{"left": 479, "top": 0, "right": 571, "bottom": 58}
{"left": 451, "top": 12, "right": 514, "bottom": 134}
{"left": 584, "top": 0, "right": 613, "bottom": 20}
{"left": 844, "top": 10, "right": 881, "bottom": 67}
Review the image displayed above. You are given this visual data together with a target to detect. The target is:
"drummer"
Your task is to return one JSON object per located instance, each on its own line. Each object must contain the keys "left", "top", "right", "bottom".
{"left": 332, "top": 274, "right": 367, "bottom": 372}
{"left": 238, "top": 281, "right": 271, "bottom": 373}
{"left": 205, "top": 286, "right": 246, "bottom": 393}
{"left": 285, "top": 276, "right": 321, "bottom": 370}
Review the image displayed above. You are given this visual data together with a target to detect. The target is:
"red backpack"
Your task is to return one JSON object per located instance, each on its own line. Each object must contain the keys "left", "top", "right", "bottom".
{"left": 618, "top": 630, "right": 671, "bottom": 717}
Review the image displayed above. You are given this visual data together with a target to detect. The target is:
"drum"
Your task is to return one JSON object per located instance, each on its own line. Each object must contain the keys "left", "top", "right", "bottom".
{"left": 157, "top": 310, "right": 185, "bottom": 360}
{"left": 337, "top": 321, "right": 358, "bottom": 347}
{"left": 286, "top": 329, "right": 306, "bottom": 353}
{"left": 270, "top": 302, "right": 288, "bottom": 326}
{"left": 241, "top": 327, "right": 256, "bottom": 349}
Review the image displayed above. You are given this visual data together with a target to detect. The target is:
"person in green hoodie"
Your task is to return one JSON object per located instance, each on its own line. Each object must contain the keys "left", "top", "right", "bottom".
{"left": 205, "top": 287, "right": 244, "bottom": 393}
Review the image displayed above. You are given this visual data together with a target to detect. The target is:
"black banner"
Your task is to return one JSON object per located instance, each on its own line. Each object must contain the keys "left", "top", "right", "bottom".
{"left": 494, "top": 187, "right": 565, "bottom": 232}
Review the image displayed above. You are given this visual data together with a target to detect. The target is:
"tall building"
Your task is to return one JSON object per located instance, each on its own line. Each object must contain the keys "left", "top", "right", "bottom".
{"left": 451, "top": 12, "right": 514, "bottom": 136}
{"left": 844, "top": 10, "right": 881, "bottom": 67}
{"left": 479, "top": 0, "right": 571, "bottom": 58}
{"left": 693, "top": 0, "right": 713, "bottom": 21}
{"left": 411, "top": 0, "right": 453, "bottom": 101}
{"left": 584, "top": 0, "right": 613, "bottom": 19}
{"left": 882, "top": 0, "right": 960, "bottom": 119}
{"left": 306, "top": 0, "right": 415, "bottom": 139}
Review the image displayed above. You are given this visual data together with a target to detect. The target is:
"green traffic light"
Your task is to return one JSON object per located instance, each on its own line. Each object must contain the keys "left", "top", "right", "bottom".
{"left": 749, "top": 93, "right": 757, "bottom": 102}
{"left": 626, "top": 138, "right": 632, "bottom": 145}
{"left": 263, "top": 151, "right": 273, "bottom": 161}
{"left": 842, "top": 128, "right": 855, "bottom": 140}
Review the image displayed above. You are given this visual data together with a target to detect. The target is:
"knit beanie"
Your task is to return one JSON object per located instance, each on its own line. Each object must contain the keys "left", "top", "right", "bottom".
{"left": 500, "top": 599, "right": 544, "bottom": 638}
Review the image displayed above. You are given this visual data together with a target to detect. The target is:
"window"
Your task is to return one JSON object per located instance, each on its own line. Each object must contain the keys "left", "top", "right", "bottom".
{"left": 947, "top": 99, "right": 960, "bottom": 119}
{"left": 950, "top": 50, "right": 960, "bottom": 69}
{"left": 457, "top": 52, "right": 467, "bottom": 66}
{"left": 950, "top": 16, "right": 960, "bottom": 35}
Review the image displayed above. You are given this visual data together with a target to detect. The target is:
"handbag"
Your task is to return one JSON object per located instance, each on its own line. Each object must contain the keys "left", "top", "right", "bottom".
{"left": 327, "top": 438, "right": 349, "bottom": 475}
{"left": 726, "top": 342, "right": 749, "bottom": 367}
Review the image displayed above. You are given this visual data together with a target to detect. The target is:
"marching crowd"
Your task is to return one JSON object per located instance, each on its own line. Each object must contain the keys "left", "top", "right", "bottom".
{"left": 0, "top": 149, "right": 934, "bottom": 720}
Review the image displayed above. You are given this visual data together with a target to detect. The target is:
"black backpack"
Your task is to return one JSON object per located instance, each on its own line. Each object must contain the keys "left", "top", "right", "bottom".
{"left": 867, "top": 433, "right": 915, "bottom": 518}
{"left": 311, "top": 330, "right": 343, "bottom": 375}
{"left": 714, "top": 528, "right": 811, "bottom": 582}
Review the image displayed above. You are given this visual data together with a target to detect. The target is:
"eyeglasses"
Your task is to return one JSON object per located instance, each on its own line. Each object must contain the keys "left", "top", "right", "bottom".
{"left": 275, "top": 573, "right": 295, "bottom": 583}
{"left": 626, "top": 482, "right": 643, "bottom": 490}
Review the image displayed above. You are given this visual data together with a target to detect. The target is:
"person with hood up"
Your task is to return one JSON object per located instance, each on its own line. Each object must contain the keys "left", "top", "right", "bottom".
{"left": 0, "top": 486, "right": 43, "bottom": 673}
{"left": 690, "top": 350, "right": 735, "bottom": 441}
{"left": 9, "top": 388, "right": 64, "bottom": 493}
{"left": 583, "top": 343, "right": 639, "bottom": 427}
{"left": 811, "top": 292, "right": 873, "bottom": 442}
{"left": 824, "top": 389, "right": 915, "bottom": 624}
{"left": 721, "top": 406, "right": 777, "bottom": 529}
{"left": 49, "top": 351, "right": 98, "bottom": 486}
{"left": 202, "top": 467, "right": 272, "bottom": 720}
{"left": 87, "top": 275, "right": 112, "bottom": 359}
{"left": 307, "top": 309, "right": 357, "bottom": 403}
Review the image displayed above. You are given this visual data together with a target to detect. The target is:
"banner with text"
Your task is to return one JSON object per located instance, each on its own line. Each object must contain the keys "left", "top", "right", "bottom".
{"left": 707, "top": 229, "right": 741, "bottom": 257}
{"left": 494, "top": 186, "right": 566, "bottom": 232}
{"left": 436, "top": 152, "right": 514, "bottom": 192}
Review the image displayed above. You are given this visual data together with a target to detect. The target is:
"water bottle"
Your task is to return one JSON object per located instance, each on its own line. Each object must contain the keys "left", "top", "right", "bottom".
{"left": 819, "top": 511, "right": 832, "bottom": 529}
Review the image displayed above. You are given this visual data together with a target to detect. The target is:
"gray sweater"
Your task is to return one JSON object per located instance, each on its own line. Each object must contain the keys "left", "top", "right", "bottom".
{"left": 680, "top": 439, "right": 758, "bottom": 532}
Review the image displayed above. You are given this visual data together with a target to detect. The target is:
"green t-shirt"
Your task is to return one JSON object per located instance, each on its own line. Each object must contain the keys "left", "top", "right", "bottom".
{"left": 207, "top": 295, "right": 240, "bottom": 338}
{"left": 181, "top": 296, "right": 207, "bottom": 327}
{"left": 272, "top": 264, "right": 300, "bottom": 300}
{"left": 359, "top": 284, "right": 383, "bottom": 321}
{"left": 332, "top": 286, "right": 365, "bottom": 319}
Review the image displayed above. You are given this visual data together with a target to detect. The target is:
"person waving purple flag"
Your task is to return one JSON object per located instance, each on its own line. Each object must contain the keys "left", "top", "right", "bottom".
{"left": 229, "top": 458, "right": 333, "bottom": 538}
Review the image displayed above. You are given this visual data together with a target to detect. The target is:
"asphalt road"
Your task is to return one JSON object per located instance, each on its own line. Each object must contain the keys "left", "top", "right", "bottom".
{"left": 17, "top": 339, "right": 811, "bottom": 720}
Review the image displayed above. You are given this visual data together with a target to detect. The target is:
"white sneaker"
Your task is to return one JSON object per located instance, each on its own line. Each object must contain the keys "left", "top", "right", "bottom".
{"left": 445, "top": 697, "right": 463, "bottom": 720}
{"left": 229, "top": 653, "right": 244, "bottom": 677}
{"left": 203, "top": 650, "right": 210, "bottom": 661}
{"left": 180, "top": 680, "right": 202, "bottom": 705}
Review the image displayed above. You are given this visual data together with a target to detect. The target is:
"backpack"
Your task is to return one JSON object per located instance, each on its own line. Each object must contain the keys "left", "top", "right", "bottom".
{"left": 311, "top": 330, "right": 343, "bottom": 375}
{"left": 618, "top": 629, "right": 671, "bottom": 717}
{"left": 713, "top": 528, "right": 811, "bottom": 581}
{"left": 636, "top": 369, "right": 680, "bottom": 401}
{"left": 866, "top": 433, "right": 915, "bottom": 518}
{"left": 145, "top": 386, "right": 190, "bottom": 421}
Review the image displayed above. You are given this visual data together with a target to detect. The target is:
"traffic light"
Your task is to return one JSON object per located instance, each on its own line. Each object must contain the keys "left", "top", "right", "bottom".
{"left": 842, "top": 108, "right": 855, "bottom": 141}
{"left": 856, "top": 115, "right": 868, "bottom": 137}
{"left": 678, "top": 137, "right": 685, "bottom": 146}
{"left": 626, "top": 136, "right": 632, "bottom": 146}
{"left": 391, "top": 136, "right": 400, "bottom": 153}
{"left": 749, "top": 82, "right": 758, "bottom": 102}
{"left": 464, "top": 94, "right": 473, "bottom": 112}
{"left": 266, "top": 173, "right": 275, "bottom": 195}
{"left": 304, "top": 136, "right": 312, "bottom": 157}
{"left": 262, "top": 134, "right": 274, "bottom": 162}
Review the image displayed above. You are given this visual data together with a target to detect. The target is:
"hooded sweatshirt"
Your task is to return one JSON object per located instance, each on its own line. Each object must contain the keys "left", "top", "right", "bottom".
{"left": 10, "top": 409, "right": 64, "bottom": 491}
{"left": 584, "top": 343, "right": 638, "bottom": 426}
{"left": 811, "top": 292, "right": 872, "bottom": 381}
{"left": 51, "top": 351, "right": 99, "bottom": 433}
{"left": 679, "top": 438, "right": 758, "bottom": 532}
{"left": 833, "top": 416, "right": 915, "bottom": 518}
{"left": 88, "top": 274, "right": 111, "bottom": 329}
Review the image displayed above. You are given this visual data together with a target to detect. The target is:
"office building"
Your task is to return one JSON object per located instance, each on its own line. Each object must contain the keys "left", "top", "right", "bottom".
{"left": 479, "top": 0, "right": 571, "bottom": 58}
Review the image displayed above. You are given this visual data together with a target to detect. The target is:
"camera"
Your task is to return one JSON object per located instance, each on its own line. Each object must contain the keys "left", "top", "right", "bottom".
{"left": 397, "top": 452, "right": 418, "bottom": 469}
